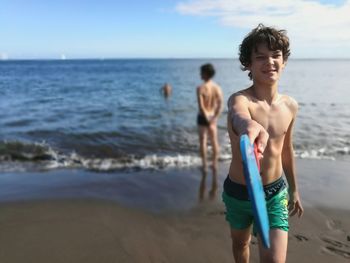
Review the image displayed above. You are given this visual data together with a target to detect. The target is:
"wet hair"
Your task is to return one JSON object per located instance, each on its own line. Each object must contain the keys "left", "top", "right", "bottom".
{"left": 200, "top": 63, "right": 215, "bottom": 79}
{"left": 239, "top": 24, "right": 290, "bottom": 79}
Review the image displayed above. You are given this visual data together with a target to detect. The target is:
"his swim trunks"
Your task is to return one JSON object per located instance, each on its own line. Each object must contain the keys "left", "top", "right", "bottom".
{"left": 197, "top": 113, "right": 210, "bottom": 126}
{"left": 222, "top": 176, "right": 289, "bottom": 234}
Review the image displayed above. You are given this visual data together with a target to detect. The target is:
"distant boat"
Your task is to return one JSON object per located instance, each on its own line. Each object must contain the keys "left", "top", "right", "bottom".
{"left": 60, "top": 54, "right": 66, "bottom": 60}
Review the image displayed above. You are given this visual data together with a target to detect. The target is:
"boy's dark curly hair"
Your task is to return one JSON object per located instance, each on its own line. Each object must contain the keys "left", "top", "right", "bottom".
{"left": 200, "top": 63, "right": 215, "bottom": 79}
{"left": 239, "top": 24, "right": 290, "bottom": 79}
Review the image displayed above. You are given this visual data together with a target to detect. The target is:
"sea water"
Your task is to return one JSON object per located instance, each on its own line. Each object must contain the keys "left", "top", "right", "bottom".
{"left": 1, "top": 59, "right": 349, "bottom": 172}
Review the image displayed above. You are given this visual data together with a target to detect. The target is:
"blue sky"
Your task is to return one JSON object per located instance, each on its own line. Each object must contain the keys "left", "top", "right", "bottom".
{"left": 1, "top": 0, "right": 349, "bottom": 59}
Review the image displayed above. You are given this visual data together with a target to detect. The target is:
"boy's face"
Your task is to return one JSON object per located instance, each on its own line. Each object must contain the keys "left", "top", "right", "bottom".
{"left": 248, "top": 43, "right": 286, "bottom": 84}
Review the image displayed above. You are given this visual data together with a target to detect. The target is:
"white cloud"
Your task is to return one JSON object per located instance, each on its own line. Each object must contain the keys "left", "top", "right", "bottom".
{"left": 176, "top": 0, "right": 350, "bottom": 56}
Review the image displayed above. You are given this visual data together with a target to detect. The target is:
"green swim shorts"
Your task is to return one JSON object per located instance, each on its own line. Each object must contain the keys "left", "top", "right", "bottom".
{"left": 222, "top": 187, "right": 289, "bottom": 234}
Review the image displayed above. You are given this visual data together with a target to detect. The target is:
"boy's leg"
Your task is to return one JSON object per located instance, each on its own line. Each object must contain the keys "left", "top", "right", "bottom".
{"left": 258, "top": 229, "right": 288, "bottom": 263}
{"left": 230, "top": 226, "right": 252, "bottom": 263}
{"left": 198, "top": 126, "right": 208, "bottom": 171}
{"left": 258, "top": 188, "right": 289, "bottom": 262}
{"left": 223, "top": 191, "right": 254, "bottom": 263}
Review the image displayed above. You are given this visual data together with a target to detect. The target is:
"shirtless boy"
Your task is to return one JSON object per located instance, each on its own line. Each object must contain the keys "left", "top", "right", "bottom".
{"left": 196, "top": 63, "right": 223, "bottom": 177}
{"left": 161, "top": 83, "right": 172, "bottom": 98}
{"left": 222, "top": 24, "right": 303, "bottom": 263}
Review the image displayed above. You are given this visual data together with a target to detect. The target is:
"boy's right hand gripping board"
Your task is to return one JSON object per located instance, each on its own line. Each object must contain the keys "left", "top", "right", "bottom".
{"left": 240, "top": 134, "right": 270, "bottom": 248}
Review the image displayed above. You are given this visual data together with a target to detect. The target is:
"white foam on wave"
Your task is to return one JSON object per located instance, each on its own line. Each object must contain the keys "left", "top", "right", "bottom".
{"left": 293, "top": 147, "right": 348, "bottom": 161}
{"left": 1, "top": 139, "right": 350, "bottom": 172}
{"left": 42, "top": 152, "right": 203, "bottom": 171}
{"left": 96, "top": 154, "right": 202, "bottom": 170}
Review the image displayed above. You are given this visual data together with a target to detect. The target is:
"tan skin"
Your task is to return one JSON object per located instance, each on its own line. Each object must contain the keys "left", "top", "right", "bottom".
{"left": 196, "top": 72, "right": 223, "bottom": 176}
{"left": 161, "top": 83, "right": 172, "bottom": 98}
{"left": 227, "top": 43, "right": 303, "bottom": 263}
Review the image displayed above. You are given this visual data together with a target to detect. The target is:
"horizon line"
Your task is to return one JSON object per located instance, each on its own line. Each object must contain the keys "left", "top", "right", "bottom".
{"left": 1, "top": 57, "right": 350, "bottom": 61}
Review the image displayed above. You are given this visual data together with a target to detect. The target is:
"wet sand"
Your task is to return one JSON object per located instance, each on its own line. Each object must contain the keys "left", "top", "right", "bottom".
{"left": 0, "top": 159, "right": 349, "bottom": 262}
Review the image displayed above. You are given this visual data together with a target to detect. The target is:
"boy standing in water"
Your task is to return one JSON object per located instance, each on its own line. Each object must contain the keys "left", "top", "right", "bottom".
{"left": 161, "top": 83, "right": 172, "bottom": 99}
{"left": 222, "top": 24, "right": 303, "bottom": 262}
{"left": 196, "top": 64, "right": 223, "bottom": 178}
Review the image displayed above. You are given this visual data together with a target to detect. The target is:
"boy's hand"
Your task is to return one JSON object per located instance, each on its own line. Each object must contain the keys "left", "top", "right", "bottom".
{"left": 209, "top": 116, "right": 217, "bottom": 125}
{"left": 288, "top": 191, "right": 304, "bottom": 217}
{"left": 246, "top": 121, "right": 269, "bottom": 160}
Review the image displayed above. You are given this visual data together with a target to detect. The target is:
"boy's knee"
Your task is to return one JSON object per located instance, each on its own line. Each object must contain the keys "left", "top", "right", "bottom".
{"left": 231, "top": 237, "right": 251, "bottom": 251}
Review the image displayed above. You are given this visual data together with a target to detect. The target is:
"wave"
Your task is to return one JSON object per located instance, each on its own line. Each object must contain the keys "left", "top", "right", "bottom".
{"left": 1, "top": 140, "right": 349, "bottom": 172}
{"left": 294, "top": 147, "right": 349, "bottom": 160}
{"left": 0, "top": 140, "right": 203, "bottom": 172}
{"left": 0, "top": 141, "right": 57, "bottom": 161}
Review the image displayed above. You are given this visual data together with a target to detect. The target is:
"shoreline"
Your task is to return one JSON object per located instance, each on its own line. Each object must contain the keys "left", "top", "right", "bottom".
{"left": 0, "top": 158, "right": 349, "bottom": 211}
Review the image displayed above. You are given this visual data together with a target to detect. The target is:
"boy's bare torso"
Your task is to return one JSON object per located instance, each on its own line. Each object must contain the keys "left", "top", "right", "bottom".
{"left": 227, "top": 87, "right": 297, "bottom": 185}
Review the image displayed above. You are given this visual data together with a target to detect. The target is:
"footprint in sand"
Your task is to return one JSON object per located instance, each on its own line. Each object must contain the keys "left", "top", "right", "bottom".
{"left": 321, "top": 237, "right": 349, "bottom": 248}
{"left": 326, "top": 219, "right": 342, "bottom": 231}
{"left": 321, "top": 237, "right": 350, "bottom": 259}
{"left": 294, "top": 234, "right": 309, "bottom": 242}
{"left": 323, "top": 246, "right": 350, "bottom": 259}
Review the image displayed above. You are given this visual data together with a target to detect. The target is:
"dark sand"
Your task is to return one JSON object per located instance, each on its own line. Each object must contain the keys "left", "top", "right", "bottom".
{"left": 0, "top": 159, "right": 349, "bottom": 262}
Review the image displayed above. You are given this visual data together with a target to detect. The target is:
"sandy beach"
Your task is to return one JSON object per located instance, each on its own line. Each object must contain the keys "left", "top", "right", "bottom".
{"left": 0, "top": 159, "right": 349, "bottom": 263}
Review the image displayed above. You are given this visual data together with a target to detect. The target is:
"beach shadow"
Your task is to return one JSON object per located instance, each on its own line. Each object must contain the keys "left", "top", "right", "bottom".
{"left": 198, "top": 168, "right": 207, "bottom": 202}
{"left": 198, "top": 165, "right": 218, "bottom": 203}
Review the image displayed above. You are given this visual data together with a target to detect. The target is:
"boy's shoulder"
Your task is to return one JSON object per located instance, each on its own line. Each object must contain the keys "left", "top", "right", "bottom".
{"left": 279, "top": 94, "right": 298, "bottom": 115}
{"left": 227, "top": 88, "right": 252, "bottom": 106}
{"left": 280, "top": 93, "right": 298, "bottom": 106}
{"left": 213, "top": 81, "right": 223, "bottom": 94}
{"left": 196, "top": 84, "right": 204, "bottom": 93}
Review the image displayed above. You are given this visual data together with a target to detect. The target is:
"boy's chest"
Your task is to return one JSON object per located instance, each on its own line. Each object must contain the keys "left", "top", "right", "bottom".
{"left": 249, "top": 102, "right": 292, "bottom": 138}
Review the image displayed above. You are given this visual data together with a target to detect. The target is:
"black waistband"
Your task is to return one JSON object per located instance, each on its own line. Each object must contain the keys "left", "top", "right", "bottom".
{"left": 223, "top": 175, "right": 286, "bottom": 201}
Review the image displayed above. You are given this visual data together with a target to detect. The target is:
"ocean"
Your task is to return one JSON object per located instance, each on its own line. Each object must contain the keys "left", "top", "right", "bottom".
{"left": 1, "top": 59, "right": 350, "bottom": 173}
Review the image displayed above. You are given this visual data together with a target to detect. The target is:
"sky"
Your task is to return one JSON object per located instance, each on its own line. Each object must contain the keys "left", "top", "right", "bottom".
{"left": 1, "top": 0, "right": 350, "bottom": 59}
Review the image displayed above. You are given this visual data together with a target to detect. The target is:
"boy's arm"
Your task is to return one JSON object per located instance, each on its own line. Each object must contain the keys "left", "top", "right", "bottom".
{"left": 196, "top": 87, "right": 208, "bottom": 119}
{"left": 228, "top": 94, "right": 269, "bottom": 157}
{"left": 282, "top": 112, "right": 304, "bottom": 218}
{"left": 211, "top": 86, "right": 223, "bottom": 123}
